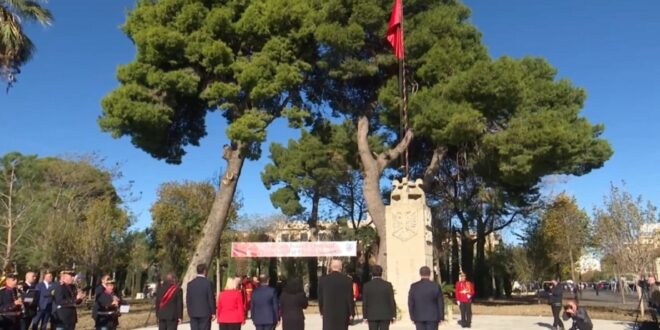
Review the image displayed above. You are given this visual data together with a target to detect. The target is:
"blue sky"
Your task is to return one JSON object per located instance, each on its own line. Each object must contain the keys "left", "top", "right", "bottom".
{"left": 1, "top": 0, "right": 659, "bottom": 234}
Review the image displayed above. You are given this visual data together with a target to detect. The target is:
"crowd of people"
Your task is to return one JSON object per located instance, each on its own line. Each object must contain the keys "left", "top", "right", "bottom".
{"left": 0, "top": 270, "right": 123, "bottom": 330}
{"left": 0, "top": 263, "right": 607, "bottom": 330}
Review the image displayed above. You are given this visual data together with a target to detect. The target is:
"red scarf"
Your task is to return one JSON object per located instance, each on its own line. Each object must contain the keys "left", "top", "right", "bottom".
{"left": 159, "top": 284, "right": 177, "bottom": 310}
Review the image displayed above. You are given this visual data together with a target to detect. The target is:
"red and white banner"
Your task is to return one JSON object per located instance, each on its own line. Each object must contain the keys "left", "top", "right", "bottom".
{"left": 231, "top": 241, "right": 357, "bottom": 258}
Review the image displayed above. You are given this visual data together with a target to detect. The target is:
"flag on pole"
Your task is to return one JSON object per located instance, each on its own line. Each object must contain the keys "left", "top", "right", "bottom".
{"left": 386, "top": 0, "right": 404, "bottom": 60}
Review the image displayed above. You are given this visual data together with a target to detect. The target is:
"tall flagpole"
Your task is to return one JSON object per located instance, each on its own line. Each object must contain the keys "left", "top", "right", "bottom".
{"left": 399, "top": 3, "right": 409, "bottom": 179}
{"left": 387, "top": 0, "right": 408, "bottom": 178}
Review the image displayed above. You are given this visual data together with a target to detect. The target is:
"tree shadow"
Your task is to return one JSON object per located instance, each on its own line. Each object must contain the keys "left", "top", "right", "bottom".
{"left": 622, "top": 321, "right": 659, "bottom": 330}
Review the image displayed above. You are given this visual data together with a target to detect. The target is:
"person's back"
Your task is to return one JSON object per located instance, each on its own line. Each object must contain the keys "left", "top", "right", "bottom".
{"left": 217, "top": 289, "right": 245, "bottom": 324}
{"left": 362, "top": 265, "right": 396, "bottom": 330}
{"left": 186, "top": 264, "right": 216, "bottom": 330}
{"left": 250, "top": 276, "right": 279, "bottom": 328}
{"left": 408, "top": 279, "right": 444, "bottom": 322}
{"left": 319, "top": 260, "right": 354, "bottom": 330}
{"left": 155, "top": 276, "right": 183, "bottom": 330}
{"left": 280, "top": 278, "right": 308, "bottom": 330}
{"left": 187, "top": 277, "right": 214, "bottom": 317}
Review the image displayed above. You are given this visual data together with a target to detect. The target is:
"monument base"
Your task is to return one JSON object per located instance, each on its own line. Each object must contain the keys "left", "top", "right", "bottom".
{"left": 384, "top": 178, "right": 434, "bottom": 320}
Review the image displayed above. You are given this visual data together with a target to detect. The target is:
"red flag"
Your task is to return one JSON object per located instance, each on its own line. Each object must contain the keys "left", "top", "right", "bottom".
{"left": 386, "top": 0, "right": 404, "bottom": 60}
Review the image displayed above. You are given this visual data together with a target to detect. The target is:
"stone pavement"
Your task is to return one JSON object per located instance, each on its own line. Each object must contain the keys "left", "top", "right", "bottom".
{"left": 136, "top": 314, "right": 632, "bottom": 330}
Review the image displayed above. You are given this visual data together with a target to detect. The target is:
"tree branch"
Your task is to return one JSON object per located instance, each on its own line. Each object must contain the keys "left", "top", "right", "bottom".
{"left": 422, "top": 146, "right": 447, "bottom": 193}
{"left": 489, "top": 211, "right": 520, "bottom": 234}
{"left": 376, "top": 129, "right": 414, "bottom": 172}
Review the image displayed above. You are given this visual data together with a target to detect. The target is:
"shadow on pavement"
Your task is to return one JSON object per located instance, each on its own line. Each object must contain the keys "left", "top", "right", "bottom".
{"left": 535, "top": 322, "right": 554, "bottom": 329}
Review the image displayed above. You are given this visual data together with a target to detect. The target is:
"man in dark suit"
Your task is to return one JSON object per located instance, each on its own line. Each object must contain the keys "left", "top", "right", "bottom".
{"left": 318, "top": 259, "right": 354, "bottom": 330}
{"left": 186, "top": 264, "right": 215, "bottom": 330}
{"left": 20, "top": 271, "right": 38, "bottom": 330}
{"left": 155, "top": 273, "right": 183, "bottom": 330}
{"left": 32, "top": 271, "right": 54, "bottom": 330}
{"left": 408, "top": 266, "right": 444, "bottom": 330}
{"left": 362, "top": 265, "right": 396, "bottom": 330}
{"left": 250, "top": 275, "right": 279, "bottom": 330}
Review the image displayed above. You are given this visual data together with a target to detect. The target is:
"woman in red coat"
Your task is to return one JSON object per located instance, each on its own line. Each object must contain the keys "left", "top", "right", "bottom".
{"left": 217, "top": 277, "right": 245, "bottom": 330}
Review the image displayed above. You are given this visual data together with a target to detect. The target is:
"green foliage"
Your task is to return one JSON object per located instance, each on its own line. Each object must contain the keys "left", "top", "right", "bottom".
{"left": 0, "top": 0, "right": 53, "bottom": 88}
{"left": 411, "top": 57, "right": 612, "bottom": 193}
{"left": 0, "top": 153, "right": 129, "bottom": 273}
{"left": 524, "top": 194, "right": 591, "bottom": 281}
{"left": 150, "top": 180, "right": 241, "bottom": 277}
{"left": 100, "top": 0, "right": 318, "bottom": 163}
{"left": 262, "top": 128, "right": 350, "bottom": 217}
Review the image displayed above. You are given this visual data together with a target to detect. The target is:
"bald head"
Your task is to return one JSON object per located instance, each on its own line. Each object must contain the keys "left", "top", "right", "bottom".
{"left": 330, "top": 260, "right": 343, "bottom": 272}
{"left": 25, "top": 272, "right": 36, "bottom": 285}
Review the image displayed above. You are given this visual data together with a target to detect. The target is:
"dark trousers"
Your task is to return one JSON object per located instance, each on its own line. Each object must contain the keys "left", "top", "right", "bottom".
{"left": 255, "top": 325, "right": 275, "bottom": 330}
{"left": 414, "top": 321, "right": 439, "bottom": 330}
{"left": 459, "top": 302, "right": 472, "bottom": 326}
{"left": 368, "top": 320, "right": 390, "bottom": 330}
{"left": 218, "top": 324, "right": 242, "bottom": 330}
{"left": 1, "top": 320, "right": 20, "bottom": 330}
{"left": 551, "top": 305, "right": 564, "bottom": 329}
{"left": 158, "top": 319, "right": 178, "bottom": 330}
{"left": 21, "top": 317, "right": 34, "bottom": 330}
{"left": 189, "top": 317, "right": 210, "bottom": 330}
{"left": 32, "top": 309, "right": 51, "bottom": 330}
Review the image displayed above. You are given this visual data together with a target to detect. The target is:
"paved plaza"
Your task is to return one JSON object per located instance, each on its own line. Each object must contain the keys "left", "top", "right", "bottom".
{"left": 137, "top": 314, "right": 632, "bottom": 330}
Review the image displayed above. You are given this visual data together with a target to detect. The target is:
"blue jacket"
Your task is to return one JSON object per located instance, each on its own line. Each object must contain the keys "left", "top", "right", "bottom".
{"left": 251, "top": 286, "right": 279, "bottom": 325}
{"left": 35, "top": 281, "right": 54, "bottom": 311}
{"left": 186, "top": 276, "right": 216, "bottom": 318}
{"left": 408, "top": 279, "right": 445, "bottom": 323}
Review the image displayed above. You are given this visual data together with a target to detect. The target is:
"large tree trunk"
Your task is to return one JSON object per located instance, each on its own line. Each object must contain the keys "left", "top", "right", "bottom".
{"left": 636, "top": 281, "right": 645, "bottom": 318}
{"left": 614, "top": 268, "right": 626, "bottom": 304}
{"left": 356, "top": 116, "right": 413, "bottom": 278}
{"left": 182, "top": 143, "right": 245, "bottom": 299}
{"left": 569, "top": 248, "right": 578, "bottom": 303}
{"left": 474, "top": 222, "right": 489, "bottom": 298}
{"left": 460, "top": 234, "right": 474, "bottom": 281}
{"left": 307, "top": 193, "right": 320, "bottom": 299}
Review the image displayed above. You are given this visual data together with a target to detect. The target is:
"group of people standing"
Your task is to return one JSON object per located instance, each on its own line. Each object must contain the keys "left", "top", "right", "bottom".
{"left": 0, "top": 270, "right": 123, "bottom": 330}
{"left": 155, "top": 260, "right": 475, "bottom": 330}
{"left": 155, "top": 264, "right": 309, "bottom": 330}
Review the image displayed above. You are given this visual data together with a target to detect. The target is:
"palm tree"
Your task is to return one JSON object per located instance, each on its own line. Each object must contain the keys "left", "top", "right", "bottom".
{"left": 0, "top": 0, "right": 52, "bottom": 88}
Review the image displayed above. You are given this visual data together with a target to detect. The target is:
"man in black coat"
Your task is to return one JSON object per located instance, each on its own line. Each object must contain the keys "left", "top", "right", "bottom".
{"left": 52, "top": 270, "right": 84, "bottom": 330}
{"left": 318, "top": 259, "right": 354, "bottom": 330}
{"left": 548, "top": 280, "right": 564, "bottom": 330}
{"left": 20, "top": 271, "right": 38, "bottom": 330}
{"left": 155, "top": 273, "right": 183, "bottom": 330}
{"left": 408, "top": 266, "right": 444, "bottom": 330}
{"left": 362, "top": 265, "right": 396, "bottom": 330}
{"left": 92, "top": 278, "right": 121, "bottom": 330}
{"left": 186, "top": 264, "right": 215, "bottom": 330}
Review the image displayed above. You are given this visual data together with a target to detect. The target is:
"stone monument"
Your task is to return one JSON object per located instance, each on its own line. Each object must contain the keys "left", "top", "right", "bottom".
{"left": 385, "top": 178, "right": 434, "bottom": 320}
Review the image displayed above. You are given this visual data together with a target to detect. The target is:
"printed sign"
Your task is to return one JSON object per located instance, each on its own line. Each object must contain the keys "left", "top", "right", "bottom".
{"left": 231, "top": 241, "right": 357, "bottom": 258}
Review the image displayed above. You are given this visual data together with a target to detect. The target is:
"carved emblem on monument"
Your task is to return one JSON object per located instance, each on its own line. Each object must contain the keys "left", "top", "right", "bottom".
{"left": 392, "top": 209, "right": 418, "bottom": 241}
